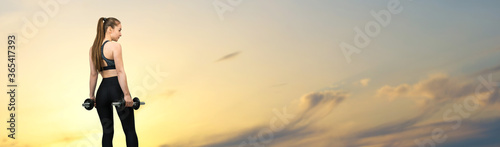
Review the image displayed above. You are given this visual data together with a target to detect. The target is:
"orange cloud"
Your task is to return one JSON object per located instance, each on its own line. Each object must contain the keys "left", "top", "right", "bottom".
{"left": 360, "top": 78, "right": 371, "bottom": 87}
{"left": 160, "top": 90, "right": 349, "bottom": 147}
{"left": 376, "top": 73, "right": 479, "bottom": 105}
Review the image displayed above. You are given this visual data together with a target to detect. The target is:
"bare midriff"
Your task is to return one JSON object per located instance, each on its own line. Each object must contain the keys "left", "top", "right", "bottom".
{"left": 100, "top": 60, "right": 117, "bottom": 78}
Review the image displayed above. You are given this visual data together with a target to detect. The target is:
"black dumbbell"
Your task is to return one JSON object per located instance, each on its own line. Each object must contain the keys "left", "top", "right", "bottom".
{"left": 82, "top": 98, "right": 95, "bottom": 110}
{"left": 112, "top": 97, "right": 145, "bottom": 111}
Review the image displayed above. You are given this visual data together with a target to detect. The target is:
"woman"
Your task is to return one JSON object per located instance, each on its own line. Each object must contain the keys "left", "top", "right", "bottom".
{"left": 88, "top": 17, "right": 138, "bottom": 147}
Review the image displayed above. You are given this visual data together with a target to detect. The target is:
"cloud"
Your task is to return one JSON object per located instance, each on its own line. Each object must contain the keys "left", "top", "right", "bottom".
{"left": 377, "top": 84, "right": 411, "bottom": 100}
{"left": 346, "top": 72, "right": 500, "bottom": 146}
{"left": 300, "top": 90, "right": 346, "bottom": 111}
{"left": 162, "top": 89, "right": 176, "bottom": 98}
{"left": 297, "top": 90, "right": 347, "bottom": 124}
{"left": 376, "top": 73, "right": 480, "bottom": 105}
{"left": 160, "top": 90, "right": 348, "bottom": 147}
{"left": 338, "top": 115, "right": 500, "bottom": 147}
{"left": 159, "top": 70, "right": 500, "bottom": 147}
{"left": 270, "top": 83, "right": 288, "bottom": 87}
{"left": 359, "top": 78, "right": 371, "bottom": 87}
{"left": 353, "top": 78, "right": 371, "bottom": 87}
{"left": 215, "top": 51, "right": 241, "bottom": 62}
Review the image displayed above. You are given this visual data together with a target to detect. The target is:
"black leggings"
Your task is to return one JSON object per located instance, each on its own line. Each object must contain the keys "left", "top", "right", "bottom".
{"left": 96, "top": 76, "right": 138, "bottom": 147}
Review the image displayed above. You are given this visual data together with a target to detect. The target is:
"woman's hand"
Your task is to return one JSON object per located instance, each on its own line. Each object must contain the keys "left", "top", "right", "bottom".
{"left": 90, "top": 96, "right": 96, "bottom": 107}
{"left": 124, "top": 94, "right": 133, "bottom": 107}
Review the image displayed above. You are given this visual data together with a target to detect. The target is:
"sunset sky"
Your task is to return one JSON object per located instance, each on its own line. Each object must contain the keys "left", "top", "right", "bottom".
{"left": 1, "top": 0, "right": 500, "bottom": 147}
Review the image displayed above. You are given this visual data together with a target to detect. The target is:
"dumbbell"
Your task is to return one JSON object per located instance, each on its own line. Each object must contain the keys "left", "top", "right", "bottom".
{"left": 112, "top": 97, "right": 145, "bottom": 111}
{"left": 82, "top": 98, "right": 95, "bottom": 110}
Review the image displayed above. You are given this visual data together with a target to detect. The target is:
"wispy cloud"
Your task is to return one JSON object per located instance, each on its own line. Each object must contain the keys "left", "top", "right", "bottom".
{"left": 358, "top": 78, "right": 371, "bottom": 87}
{"left": 338, "top": 116, "right": 500, "bottom": 147}
{"left": 160, "top": 90, "right": 348, "bottom": 147}
{"left": 270, "top": 83, "right": 288, "bottom": 87}
{"left": 170, "top": 68, "right": 500, "bottom": 147}
{"left": 376, "top": 73, "right": 481, "bottom": 105}
{"left": 215, "top": 51, "right": 241, "bottom": 62}
{"left": 344, "top": 70, "right": 500, "bottom": 146}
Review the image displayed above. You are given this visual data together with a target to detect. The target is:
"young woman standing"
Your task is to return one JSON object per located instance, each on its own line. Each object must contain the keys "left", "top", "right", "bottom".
{"left": 88, "top": 17, "right": 138, "bottom": 147}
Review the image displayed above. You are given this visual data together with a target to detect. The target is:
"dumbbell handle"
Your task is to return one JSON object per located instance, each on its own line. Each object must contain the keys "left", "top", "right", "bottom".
{"left": 112, "top": 101, "right": 145, "bottom": 106}
{"left": 82, "top": 103, "right": 92, "bottom": 107}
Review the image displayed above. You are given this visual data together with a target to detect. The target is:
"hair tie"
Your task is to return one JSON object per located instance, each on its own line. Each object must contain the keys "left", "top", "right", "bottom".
{"left": 103, "top": 18, "right": 107, "bottom": 22}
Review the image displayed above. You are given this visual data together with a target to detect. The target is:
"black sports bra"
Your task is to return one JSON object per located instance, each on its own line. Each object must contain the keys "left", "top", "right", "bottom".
{"left": 101, "top": 40, "right": 116, "bottom": 70}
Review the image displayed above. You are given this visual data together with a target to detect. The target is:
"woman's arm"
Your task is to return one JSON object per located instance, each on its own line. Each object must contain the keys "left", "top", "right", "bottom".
{"left": 111, "top": 43, "right": 133, "bottom": 106}
{"left": 89, "top": 48, "right": 98, "bottom": 98}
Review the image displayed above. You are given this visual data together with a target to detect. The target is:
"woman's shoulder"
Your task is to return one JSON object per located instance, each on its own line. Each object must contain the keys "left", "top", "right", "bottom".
{"left": 106, "top": 41, "right": 122, "bottom": 51}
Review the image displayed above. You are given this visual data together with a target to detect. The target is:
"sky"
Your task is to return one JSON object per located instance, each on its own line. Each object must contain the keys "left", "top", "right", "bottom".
{"left": 1, "top": 0, "right": 500, "bottom": 146}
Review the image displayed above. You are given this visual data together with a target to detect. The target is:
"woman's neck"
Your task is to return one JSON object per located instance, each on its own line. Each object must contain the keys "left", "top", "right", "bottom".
{"left": 104, "top": 36, "right": 112, "bottom": 42}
